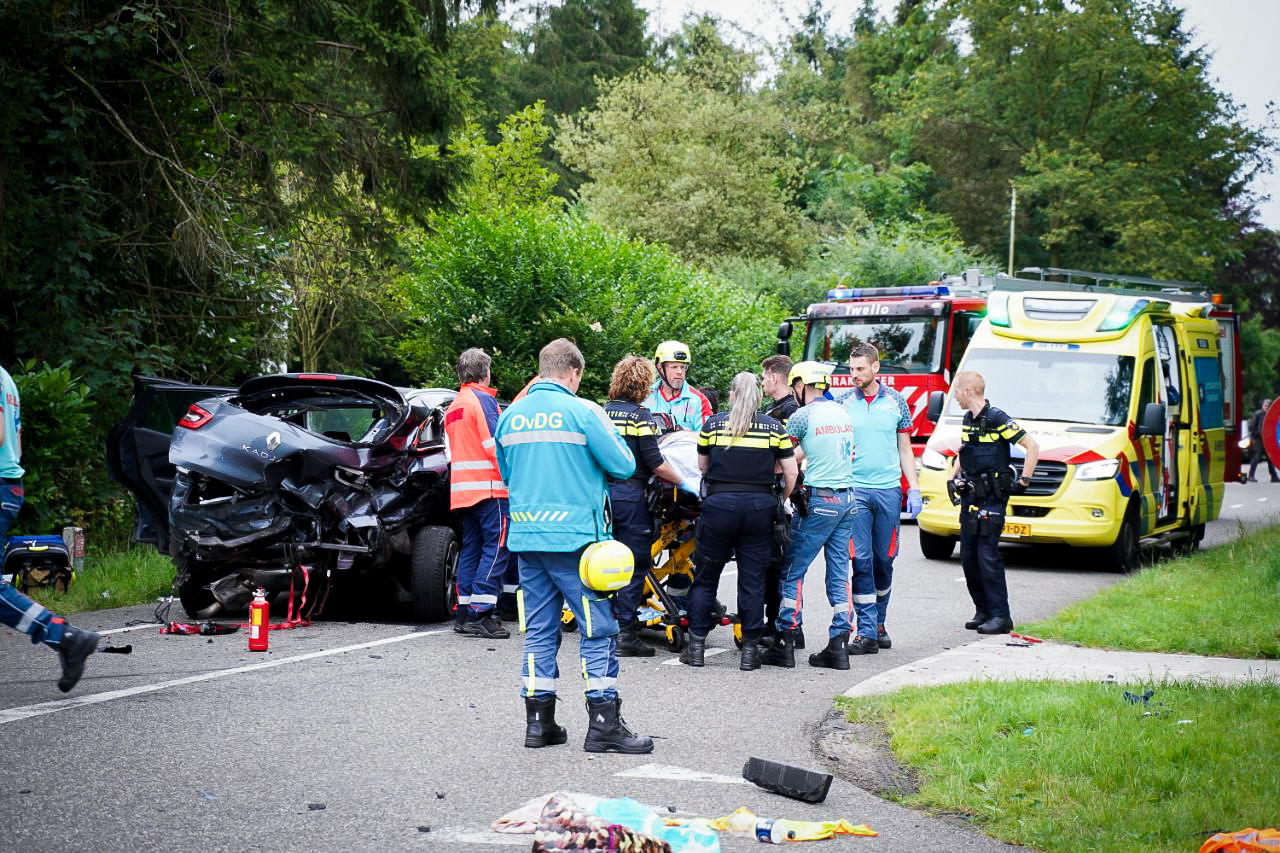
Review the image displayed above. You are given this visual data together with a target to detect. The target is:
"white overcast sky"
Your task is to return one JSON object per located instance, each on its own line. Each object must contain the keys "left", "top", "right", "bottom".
{"left": 636, "top": 0, "right": 1280, "bottom": 230}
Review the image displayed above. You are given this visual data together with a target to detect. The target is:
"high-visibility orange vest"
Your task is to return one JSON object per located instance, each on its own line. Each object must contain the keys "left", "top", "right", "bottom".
{"left": 444, "top": 383, "right": 508, "bottom": 509}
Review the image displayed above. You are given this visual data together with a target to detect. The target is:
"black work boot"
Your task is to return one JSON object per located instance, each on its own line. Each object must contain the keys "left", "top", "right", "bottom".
{"left": 808, "top": 631, "right": 850, "bottom": 670}
{"left": 462, "top": 611, "right": 511, "bottom": 639}
{"left": 793, "top": 626, "right": 805, "bottom": 650}
{"left": 848, "top": 634, "right": 879, "bottom": 655}
{"left": 56, "top": 624, "right": 100, "bottom": 693}
{"left": 524, "top": 696, "right": 568, "bottom": 748}
{"left": 679, "top": 633, "right": 706, "bottom": 667}
{"left": 964, "top": 611, "right": 992, "bottom": 630}
{"left": 616, "top": 622, "right": 655, "bottom": 658}
{"left": 583, "top": 697, "right": 653, "bottom": 754}
{"left": 452, "top": 608, "right": 468, "bottom": 634}
{"left": 740, "top": 641, "right": 762, "bottom": 671}
{"left": 877, "top": 624, "right": 892, "bottom": 649}
{"left": 761, "top": 631, "right": 795, "bottom": 668}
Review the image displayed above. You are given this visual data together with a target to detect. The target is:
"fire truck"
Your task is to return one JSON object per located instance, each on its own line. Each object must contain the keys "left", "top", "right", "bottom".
{"left": 775, "top": 269, "right": 993, "bottom": 457}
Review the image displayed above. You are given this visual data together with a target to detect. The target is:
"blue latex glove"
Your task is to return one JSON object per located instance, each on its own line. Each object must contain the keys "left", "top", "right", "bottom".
{"left": 906, "top": 488, "right": 923, "bottom": 518}
{"left": 679, "top": 476, "right": 700, "bottom": 496}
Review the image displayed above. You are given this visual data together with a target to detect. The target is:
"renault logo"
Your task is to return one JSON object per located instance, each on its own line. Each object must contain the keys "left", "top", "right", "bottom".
{"left": 266, "top": 431, "right": 281, "bottom": 451}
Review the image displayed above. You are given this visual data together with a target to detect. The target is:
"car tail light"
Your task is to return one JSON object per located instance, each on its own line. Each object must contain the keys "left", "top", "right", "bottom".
{"left": 178, "top": 404, "right": 213, "bottom": 429}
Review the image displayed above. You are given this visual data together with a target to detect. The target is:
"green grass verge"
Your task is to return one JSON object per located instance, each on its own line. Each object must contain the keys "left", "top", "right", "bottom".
{"left": 840, "top": 681, "right": 1280, "bottom": 853}
{"left": 33, "top": 547, "right": 175, "bottom": 614}
{"left": 1023, "top": 522, "right": 1280, "bottom": 659}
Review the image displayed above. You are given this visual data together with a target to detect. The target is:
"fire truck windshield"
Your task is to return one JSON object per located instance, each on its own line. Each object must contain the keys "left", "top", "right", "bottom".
{"left": 947, "top": 348, "right": 1136, "bottom": 426}
{"left": 805, "top": 316, "right": 944, "bottom": 373}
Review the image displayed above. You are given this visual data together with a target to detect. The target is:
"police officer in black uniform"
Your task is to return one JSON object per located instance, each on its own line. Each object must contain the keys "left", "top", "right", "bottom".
{"left": 949, "top": 371, "right": 1039, "bottom": 635}
{"left": 758, "top": 355, "right": 802, "bottom": 649}
{"left": 681, "top": 371, "right": 798, "bottom": 671}
{"left": 605, "top": 356, "right": 696, "bottom": 656}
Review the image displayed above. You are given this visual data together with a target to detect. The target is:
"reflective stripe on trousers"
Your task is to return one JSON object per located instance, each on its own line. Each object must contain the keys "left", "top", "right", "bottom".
{"left": 517, "top": 549, "right": 619, "bottom": 700}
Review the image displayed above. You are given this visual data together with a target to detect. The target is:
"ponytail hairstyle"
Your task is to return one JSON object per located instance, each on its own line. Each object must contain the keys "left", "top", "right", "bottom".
{"left": 726, "top": 371, "right": 762, "bottom": 438}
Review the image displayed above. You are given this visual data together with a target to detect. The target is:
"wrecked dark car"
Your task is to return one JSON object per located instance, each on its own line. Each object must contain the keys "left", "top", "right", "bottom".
{"left": 107, "top": 374, "right": 459, "bottom": 622}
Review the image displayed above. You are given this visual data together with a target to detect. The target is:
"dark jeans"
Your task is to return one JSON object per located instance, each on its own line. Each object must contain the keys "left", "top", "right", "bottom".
{"left": 0, "top": 479, "right": 22, "bottom": 538}
{"left": 687, "top": 492, "right": 775, "bottom": 643}
{"left": 959, "top": 497, "right": 1011, "bottom": 620}
{"left": 610, "top": 493, "right": 654, "bottom": 627}
{"left": 1249, "top": 447, "right": 1278, "bottom": 481}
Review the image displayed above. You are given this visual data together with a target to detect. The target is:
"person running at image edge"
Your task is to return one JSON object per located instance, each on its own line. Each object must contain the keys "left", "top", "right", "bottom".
{"left": 949, "top": 371, "right": 1039, "bottom": 635}
{"left": 443, "top": 348, "right": 512, "bottom": 640}
{"left": 834, "top": 343, "right": 922, "bottom": 652}
{"left": 766, "top": 361, "right": 860, "bottom": 670}
{"left": 0, "top": 363, "right": 99, "bottom": 692}
{"left": 495, "top": 339, "right": 653, "bottom": 754}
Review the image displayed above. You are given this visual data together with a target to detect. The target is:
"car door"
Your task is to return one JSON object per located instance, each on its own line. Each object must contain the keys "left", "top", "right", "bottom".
{"left": 105, "top": 376, "right": 233, "bottom": 552}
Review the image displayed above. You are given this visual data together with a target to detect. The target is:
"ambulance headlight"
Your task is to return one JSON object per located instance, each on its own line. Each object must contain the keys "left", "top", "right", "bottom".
{"left": 1075, "top": 459, "right": 1120, "bottom": 481}
{"left": 921, "top": 448, "right": 948, "bottom": 470}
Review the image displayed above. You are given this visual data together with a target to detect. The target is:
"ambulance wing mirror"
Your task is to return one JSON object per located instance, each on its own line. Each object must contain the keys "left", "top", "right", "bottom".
{"left": 1136, "top": 402, "right": 1166, "bottom": 436}
{"left": 927, "top": 390, "right": 946, "bottom": 423}
{"left": 776, "top": 321, "right": 793, "bottom": 356}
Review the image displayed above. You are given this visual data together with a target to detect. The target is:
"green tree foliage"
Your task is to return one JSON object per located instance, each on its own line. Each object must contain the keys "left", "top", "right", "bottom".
{"left": 557, "top": 65, "right": 809, "bottom": 266}
{"left": 717, "top": 220, "right": 993, "bottom": 315}
{"left": 8, "top": 361, "right": 129, "bottom": 540}
{"left": 846, "top": 0, "right": 1270, "bottom": 281}
{"left": 0, "top": 1, "right": 475, "bottom": 407}
{"left": 397, "top": 208, "right": 784, "bottom": 401}
{"left": 510, "top": 0, "right": 651, "bottom": 117}
{"left": 1239, "top": 316, "right": 1280, "bottom": 414}
{"left": 448, "top": 103, "right": 562, "bottom": 213}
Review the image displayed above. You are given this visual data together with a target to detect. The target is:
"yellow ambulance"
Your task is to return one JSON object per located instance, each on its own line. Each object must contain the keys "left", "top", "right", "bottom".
{"left": 916, "top": 269, "right": 1240, "bottom": 572}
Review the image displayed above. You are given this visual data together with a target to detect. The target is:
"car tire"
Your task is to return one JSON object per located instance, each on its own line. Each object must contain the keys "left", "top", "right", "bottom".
{"left": 411, "top": 525, "right": 458, "bottom": 623}
{"left": 1103, "top": 507, "right": 1140, "bottom": 574}
{"left": 919, "top": 529, "right": 956, "bottom": 560}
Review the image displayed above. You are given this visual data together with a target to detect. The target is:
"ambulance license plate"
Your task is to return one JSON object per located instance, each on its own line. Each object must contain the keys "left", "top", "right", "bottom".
{"left": 1002, "top": 522, "right": 1032, "bottom": 537}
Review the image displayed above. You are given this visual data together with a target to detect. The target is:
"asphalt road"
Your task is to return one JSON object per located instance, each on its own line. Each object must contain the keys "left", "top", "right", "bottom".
{"left": 1, "top": 480, "right": 1275, "bottom": 853}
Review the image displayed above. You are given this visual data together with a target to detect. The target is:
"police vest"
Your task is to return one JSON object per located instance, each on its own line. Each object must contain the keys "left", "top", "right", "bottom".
{"left": 958, "top": 403, "right": 1025, "bottom": 474}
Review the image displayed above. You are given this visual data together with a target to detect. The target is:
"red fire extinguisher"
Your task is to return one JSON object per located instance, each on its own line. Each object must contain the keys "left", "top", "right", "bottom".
{"left": 248, "top": 588, "right": 269, "bottom": 652}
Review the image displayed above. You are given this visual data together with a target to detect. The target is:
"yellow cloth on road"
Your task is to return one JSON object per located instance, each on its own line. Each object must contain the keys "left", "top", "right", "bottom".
{"left": 702, "top": 807, "right": 878, "bottom": 840}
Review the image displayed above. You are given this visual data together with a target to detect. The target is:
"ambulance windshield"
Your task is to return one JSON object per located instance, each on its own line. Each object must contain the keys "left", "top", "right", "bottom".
{"left": 947, "top": 348, "right": 1136, "bottom": 426}
{"left": 805, "top": 317, "right": 944, "bottom": 373}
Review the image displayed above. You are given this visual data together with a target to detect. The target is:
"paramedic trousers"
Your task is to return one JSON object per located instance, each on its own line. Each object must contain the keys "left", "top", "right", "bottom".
{"left": 850, "top": 486, "right": 902, "bottom": 640}
{"left": 517, "top": 549, "right": 619, "bottom": 701}
{"left": 686, "top": 492, "right": 774, "bottom": 643}
{"left": 776, "top": 488, "right": 858, "bottom": 640}
{"left": 456, "top": 497, "right": 510, "bottom": 615}
{"left": 959, "top": 497, "right": 1012, "bottom": 621}
{"left": 608, "top": 487, "right": 654, "bottom": 628}
{"left": 0, "top": 580, "right": 67, "bottom": 648}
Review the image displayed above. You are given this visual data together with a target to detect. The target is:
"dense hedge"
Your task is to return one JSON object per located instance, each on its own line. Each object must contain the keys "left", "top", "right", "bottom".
{"left": 398, "top": 208, "right": 787, "bottom": 401}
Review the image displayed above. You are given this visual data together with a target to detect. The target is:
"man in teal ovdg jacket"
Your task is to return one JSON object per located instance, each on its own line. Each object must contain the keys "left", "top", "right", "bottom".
{"left": 494, "top": 339, "right": 653, "bottom": 754}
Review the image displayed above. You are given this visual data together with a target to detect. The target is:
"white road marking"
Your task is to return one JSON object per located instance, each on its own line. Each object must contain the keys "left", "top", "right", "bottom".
{"left": 1258, "top": 498, "right": 1269, "bottom": 502}
{"left": 0, "top": 630, "right": 446, "bottom": 726}
{"left": 661, "top": 647, "right": 730, "bottom": 666}
{"left": 1230, "top": 504, "right": 1244, "bottom": 508}
{"left": 614, "top": 762, "right": 747, "bottom": 785}
{"left": 431, "top": 830, "right": 529, "bottom": 846}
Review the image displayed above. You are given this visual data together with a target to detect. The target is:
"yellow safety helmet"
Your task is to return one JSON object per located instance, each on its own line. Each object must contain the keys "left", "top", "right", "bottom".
{"left": 787, "top": 360, "right": 831, "bottom": 391}
{"left": 579, "top": 539, "right": 635, "bottom": 593}
{"left": 654, "top": 340, "right": 692, "bottom": 366}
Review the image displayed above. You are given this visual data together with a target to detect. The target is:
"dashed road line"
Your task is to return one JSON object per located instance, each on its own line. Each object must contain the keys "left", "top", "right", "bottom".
{"left": 614, "top": 762, "right": 747, "bottom": 784}
{"left": 0, "top": 630, "right": 445, "bottom": 726}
